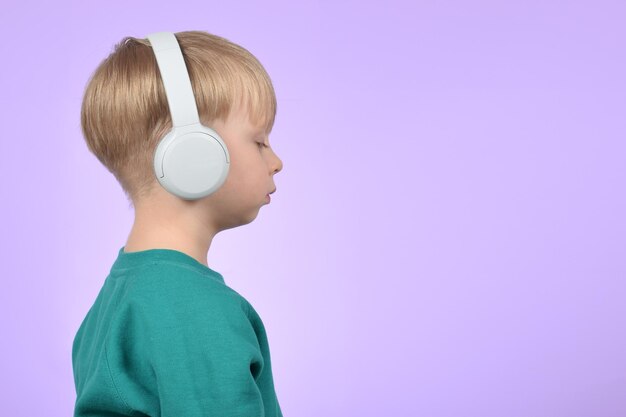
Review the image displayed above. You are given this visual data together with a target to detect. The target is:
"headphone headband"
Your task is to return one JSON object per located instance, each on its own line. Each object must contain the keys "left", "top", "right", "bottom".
{"left": 146, "top": 32, "right": 200, "bottom": 127}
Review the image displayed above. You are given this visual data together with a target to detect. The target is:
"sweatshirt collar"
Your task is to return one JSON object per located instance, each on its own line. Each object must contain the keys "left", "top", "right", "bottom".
{"left": 110, "top": 246, "right": 224, "bottom": 283}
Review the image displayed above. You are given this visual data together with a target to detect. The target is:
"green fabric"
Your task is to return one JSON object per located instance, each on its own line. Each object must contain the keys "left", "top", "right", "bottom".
{"left": 72, "top": 246, "right": 283, "bottom": 417}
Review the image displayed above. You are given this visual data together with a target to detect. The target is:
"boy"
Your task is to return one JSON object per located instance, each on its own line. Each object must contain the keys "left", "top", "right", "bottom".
{"left": 72, "top": 30, "right": 284, "bottom": 417}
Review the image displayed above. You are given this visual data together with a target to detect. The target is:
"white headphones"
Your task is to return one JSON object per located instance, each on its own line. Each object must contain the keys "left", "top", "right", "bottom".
{"left": 146, "top": 31, "right": 230, "bottom": 200}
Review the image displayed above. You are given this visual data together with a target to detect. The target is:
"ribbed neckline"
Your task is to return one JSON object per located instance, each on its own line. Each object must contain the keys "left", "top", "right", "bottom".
{"left": 110, "top": 246, "right": 224, "bottom": 284}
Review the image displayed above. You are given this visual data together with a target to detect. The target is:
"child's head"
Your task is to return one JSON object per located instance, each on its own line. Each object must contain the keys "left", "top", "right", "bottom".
{"left": 80, "top": 30, "right": 282, "bottom": 217}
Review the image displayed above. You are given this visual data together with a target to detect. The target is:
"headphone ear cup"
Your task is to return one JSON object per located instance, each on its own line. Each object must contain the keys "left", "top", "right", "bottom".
{"left": 154, "top": 129, "right": 230, "bottom": 200}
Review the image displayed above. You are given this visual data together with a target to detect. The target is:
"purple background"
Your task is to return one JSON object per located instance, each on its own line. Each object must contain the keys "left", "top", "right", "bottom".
{"left": 1, "top": 0, "right": 625, "bottom": 415}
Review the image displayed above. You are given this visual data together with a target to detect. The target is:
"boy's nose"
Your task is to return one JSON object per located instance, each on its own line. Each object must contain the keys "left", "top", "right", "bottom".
{"left": 274, "top": 156, "right": 283, "bottom": 174}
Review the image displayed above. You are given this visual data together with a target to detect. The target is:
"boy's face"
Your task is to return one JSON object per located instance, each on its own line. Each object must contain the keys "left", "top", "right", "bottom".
{"left": 204, "top": 103, "right": 283, "bottom": 228}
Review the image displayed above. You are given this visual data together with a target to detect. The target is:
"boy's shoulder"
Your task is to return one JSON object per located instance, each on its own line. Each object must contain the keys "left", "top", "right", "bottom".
{"left": 121, "top": 261, "right": 253, "bottom": 322}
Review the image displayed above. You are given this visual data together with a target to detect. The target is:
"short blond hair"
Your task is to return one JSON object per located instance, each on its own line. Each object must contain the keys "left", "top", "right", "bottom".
{"left": 80, "top": 30, "right": 277, "bottom": 206}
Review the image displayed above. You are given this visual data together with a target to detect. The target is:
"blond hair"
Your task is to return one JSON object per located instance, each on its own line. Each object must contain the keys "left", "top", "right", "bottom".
{"left": 80, "top": 30, "right": 277, "bottom": 206}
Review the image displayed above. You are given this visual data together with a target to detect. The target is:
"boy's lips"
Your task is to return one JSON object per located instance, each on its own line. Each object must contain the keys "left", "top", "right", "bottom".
{"left": 266, "top": 189, "right": 276, "bottom": 203}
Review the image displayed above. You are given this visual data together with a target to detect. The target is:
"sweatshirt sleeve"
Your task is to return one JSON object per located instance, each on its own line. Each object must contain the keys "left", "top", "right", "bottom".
{"left": 105, "top": 272, "right": 267, "bottom": 417}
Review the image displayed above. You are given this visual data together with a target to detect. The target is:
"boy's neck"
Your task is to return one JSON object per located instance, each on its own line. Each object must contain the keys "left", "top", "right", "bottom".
{"left": 124, "top": 216, "right": 216, "bottom": 268}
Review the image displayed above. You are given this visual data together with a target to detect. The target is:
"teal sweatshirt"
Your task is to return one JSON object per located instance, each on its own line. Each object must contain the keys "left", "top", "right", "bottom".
{"left": 72, "top": 246, "right": 283, "bottom": 417}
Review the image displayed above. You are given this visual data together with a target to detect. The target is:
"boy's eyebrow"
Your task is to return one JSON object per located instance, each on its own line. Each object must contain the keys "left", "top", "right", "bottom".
{"left": 248, "top": 126, "right": 268, "bottom": 138}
